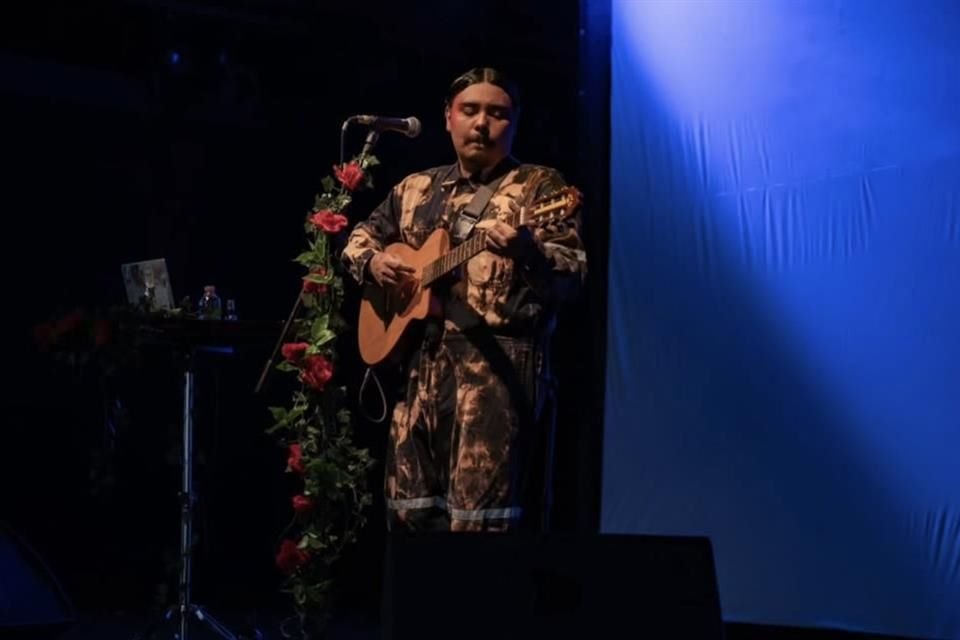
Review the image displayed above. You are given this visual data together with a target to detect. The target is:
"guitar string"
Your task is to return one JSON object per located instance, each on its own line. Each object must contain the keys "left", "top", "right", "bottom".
{"left": 422, "top": 194, "right": 569, "bottom": 286}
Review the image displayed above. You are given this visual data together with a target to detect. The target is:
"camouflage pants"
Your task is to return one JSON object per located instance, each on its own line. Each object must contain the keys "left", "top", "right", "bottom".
{"left": 385, "top": 330, "right": 547, "bottom": 532}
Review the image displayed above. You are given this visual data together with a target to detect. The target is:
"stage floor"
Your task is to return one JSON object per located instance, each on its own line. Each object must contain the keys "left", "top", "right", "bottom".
{"left": 7, "top": 612, "right": 923, "bottom": 640}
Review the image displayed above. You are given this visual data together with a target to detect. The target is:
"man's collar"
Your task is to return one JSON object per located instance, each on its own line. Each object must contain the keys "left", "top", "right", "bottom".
{"left": 443, "top": 156, "right": 519, "bottom": 189}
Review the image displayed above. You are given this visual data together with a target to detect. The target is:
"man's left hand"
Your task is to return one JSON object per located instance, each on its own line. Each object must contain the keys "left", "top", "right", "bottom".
{"left": 482, "top": 220, "right": 538, "bottom": 260}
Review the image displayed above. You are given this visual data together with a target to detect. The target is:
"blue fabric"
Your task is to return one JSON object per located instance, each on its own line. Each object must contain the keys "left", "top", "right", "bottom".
{"left": 603, "top": 1, "right": 960, "bottom": 637}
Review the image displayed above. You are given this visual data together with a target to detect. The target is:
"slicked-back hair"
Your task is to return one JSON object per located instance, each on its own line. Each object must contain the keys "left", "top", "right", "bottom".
{"left": 444, "top": 67, "right": 522, "bottom": 113}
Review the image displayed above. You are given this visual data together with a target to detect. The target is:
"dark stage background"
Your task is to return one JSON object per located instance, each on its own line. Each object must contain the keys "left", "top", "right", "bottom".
{"left": 1, "top": 0, "right": 607, "bottom": 628}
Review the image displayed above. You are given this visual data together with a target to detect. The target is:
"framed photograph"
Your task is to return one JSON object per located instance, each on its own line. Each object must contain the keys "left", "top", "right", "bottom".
{"left": 121, "top": 258, "right": 175, "bottom": 310}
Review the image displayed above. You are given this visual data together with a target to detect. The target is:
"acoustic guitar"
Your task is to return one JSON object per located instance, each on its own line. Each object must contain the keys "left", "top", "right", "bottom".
{"left": 357, "top": 185, "right": 582, "bottom": 366}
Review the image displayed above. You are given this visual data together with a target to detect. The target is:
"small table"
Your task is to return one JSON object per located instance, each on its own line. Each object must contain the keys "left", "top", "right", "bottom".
{"left": 132, "top": 317, "right": 282, "bottom": 640}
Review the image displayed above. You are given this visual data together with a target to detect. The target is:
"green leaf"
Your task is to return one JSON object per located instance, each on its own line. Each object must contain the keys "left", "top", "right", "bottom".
{"left": 313, "top": 329, "right": 336, "bottom": 348}
{"left": 264, "top": 421, "right": 288, "bottom": 435}
{"left": 307, "top": 460, "right": 339, "bottom": 490}
{"left": 334, "top": 194, "right": 352, "bottom": 211}
{"left": 293, "top": 584, "right": 307, "bottom": 606}
{"left": 294, "top": 251, "right": 317, "bottom": 266}
{"left": 313, "top": 233, "right": 329, "bottom": 253}
{"left": 306, "top": 537, "right": 327, "bottom": 551}
{"left": 321, "top": 176, "right": 336, "bottom": 193}
{"left": 289, "top": 403, "right": 307, "bottom": 420}
{"left": 310, "top": 316, "right": 337, "bottom": 347}
{"left": 303, "top": 272, "right": 333, "bottom": 285}
{"left": 314, "top": 194, "right": 334, "bottom": 210}
{"left": 310, "top": 314, "right": 329, "bottom": 336}
{"left": 292, "top": 318, "right": 313, "bottom": 335}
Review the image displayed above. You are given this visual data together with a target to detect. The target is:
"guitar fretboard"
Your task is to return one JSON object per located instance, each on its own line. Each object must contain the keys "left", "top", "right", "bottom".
{"left": 421, "top": 210, "right": 520, "bottom": 287}
{"left": 418, "top": 188, "right": 576, "bottom": 287}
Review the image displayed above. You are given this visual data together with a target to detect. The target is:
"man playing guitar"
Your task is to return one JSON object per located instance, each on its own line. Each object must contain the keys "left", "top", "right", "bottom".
{"left": 341, "top": 66, "right": 586, "bottom": 532}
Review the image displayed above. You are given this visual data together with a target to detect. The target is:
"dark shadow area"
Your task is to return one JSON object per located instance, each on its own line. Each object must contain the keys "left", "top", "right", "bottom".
{"left": 1, "top": 0, "right": 600, "bottom": 633}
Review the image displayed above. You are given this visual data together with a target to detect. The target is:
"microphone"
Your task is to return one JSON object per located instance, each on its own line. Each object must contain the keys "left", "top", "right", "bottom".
{"left": 349, "top": 115, "right": 422, "bottom": 138}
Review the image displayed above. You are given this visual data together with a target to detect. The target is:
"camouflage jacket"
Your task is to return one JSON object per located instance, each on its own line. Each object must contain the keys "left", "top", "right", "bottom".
{"left": 341, "top": 158, "right": 586, "bottom": 338}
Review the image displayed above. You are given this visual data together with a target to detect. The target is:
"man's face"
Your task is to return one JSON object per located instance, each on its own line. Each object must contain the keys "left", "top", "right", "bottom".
{"left": 445, "top": 82, "right": 517, "bottom": 174}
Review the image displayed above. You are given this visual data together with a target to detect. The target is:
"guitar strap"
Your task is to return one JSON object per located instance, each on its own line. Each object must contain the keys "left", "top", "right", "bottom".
{"left": 449, "top": 171, "right": 509, "bottom": 245}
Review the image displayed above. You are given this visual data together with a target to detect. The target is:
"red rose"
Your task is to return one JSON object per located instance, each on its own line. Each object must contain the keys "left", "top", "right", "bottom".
{"left": 281, "top": 342, "right": 310, "bottom": 362}
{"left": 55, "top": 308, "right": 84, "bottom": 336}
{"left": 309, "top": 210, "right": 349, "bottom": 234}
{"left": 93, "top": 319, "right": 112, "bottom": 347}
{"left": 302, "top": 267, "right": 329, "bottom": 295}
{"left": 302, "top": 279, "right": 328, "bottom": 295}
{"left": 333, "top": 162, "right": 364, "bottom": 191}
{"left": 300, "top": 354, "right": 333, "bottom": 392}
{"left": 287, "top": 443, "right": 305, "bottom": 475}
{"left": 275, "top": 539, "right": 311, "bottom": 575}
{"left": 292, "top": 494, "right": 314, "bottom": 515}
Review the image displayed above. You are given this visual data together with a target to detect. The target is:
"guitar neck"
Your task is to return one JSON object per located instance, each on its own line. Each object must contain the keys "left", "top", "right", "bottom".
{"left": 419, "top": 188, "right": 577, "bottom": 287}
{"left": 422, "top": 231, "right": 490, "bottom": 287}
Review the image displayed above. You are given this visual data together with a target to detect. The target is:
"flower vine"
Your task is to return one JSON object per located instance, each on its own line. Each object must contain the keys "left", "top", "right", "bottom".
{"left": 266, "top": 155, "right": 378, "bottom": 636}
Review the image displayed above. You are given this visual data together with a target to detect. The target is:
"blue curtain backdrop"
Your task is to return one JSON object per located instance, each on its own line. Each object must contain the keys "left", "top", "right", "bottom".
{"left": 602, "top": 1, "right": 959, "bottom": 637}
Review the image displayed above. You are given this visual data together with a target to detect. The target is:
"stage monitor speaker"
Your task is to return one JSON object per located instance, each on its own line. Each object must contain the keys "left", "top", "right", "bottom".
{"left": 382, "top": 531, "right": 724, "bottom": 640}
{"left": 0, "top": 523, "right": 75, "bottom": 638}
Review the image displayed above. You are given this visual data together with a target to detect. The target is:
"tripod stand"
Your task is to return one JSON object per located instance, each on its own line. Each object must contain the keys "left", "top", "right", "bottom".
{"left": 135, "top": 346, "right": 246, "bottom": 640}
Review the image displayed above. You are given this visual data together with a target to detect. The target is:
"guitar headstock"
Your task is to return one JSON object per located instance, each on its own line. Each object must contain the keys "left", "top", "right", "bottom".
{"left": 522, "top": 185, "right": 583, "bottom": 228}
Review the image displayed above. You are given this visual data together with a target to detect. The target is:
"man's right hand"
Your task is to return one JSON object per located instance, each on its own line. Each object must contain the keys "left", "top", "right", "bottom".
{"left": 369, "top": 252, "right": 416, "bottom": 287}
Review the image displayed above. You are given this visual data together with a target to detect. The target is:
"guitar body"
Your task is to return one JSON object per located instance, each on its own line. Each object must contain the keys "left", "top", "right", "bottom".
{"left": 358, "top": 227, "right": 450, "bottom": 366}
{"left": 356, "top": 184, "right": 582, "bottom": 367}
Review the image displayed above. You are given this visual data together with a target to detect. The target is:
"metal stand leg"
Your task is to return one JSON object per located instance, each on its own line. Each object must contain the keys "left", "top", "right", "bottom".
{"left": 134, "top": 351, "right": 251, "bottom": 640}
{"left": 179, "top": 365, "right": 198, "bottom": 639}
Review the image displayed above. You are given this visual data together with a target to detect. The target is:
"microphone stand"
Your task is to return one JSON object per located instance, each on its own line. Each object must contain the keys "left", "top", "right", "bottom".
{"left": 357, "top": 129, "right": 379, "bottom": 165}
{"left": 254, "top": 284, "right": 302, "bottom": 394}
{"left": 255, "top": 123, "right": 380, "bottom": 395}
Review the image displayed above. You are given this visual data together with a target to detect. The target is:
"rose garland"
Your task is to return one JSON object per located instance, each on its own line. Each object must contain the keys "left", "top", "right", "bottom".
{"left": 266, "top": 156, "right": 377, "bottom": 636}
